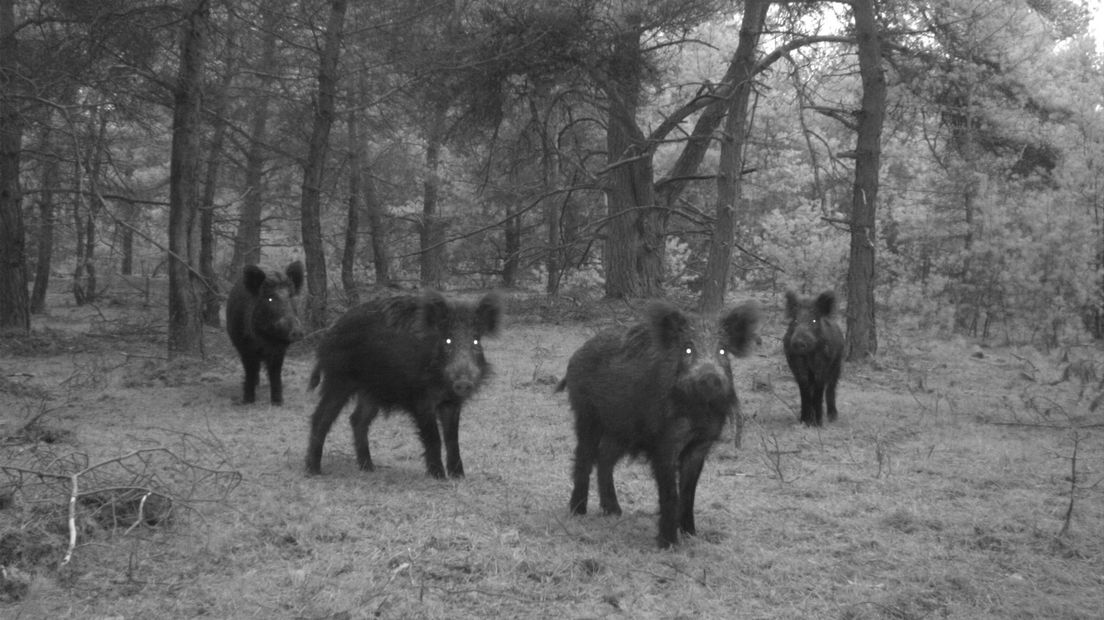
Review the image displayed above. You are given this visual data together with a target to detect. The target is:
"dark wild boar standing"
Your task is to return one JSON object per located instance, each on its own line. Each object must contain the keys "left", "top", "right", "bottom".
{"left": 225, "top": 261, "right": 305, "bottom": 405}
{"left": 783, "top": 290, "right": 844, "bottom": 426}
{"left": 557, "top": 300, "right": 759, "bottom": 548}
{"left": 305, "top": 291, "right": 502, "bottom": 478}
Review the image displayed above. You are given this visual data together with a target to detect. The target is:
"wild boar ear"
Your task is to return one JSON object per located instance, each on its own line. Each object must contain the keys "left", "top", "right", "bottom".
{"left": 645, "top": 301, "right": 688, "bottom": 350}
{"left": 286, "top": 261, "right": 305, "bottom": 295}
{"left": 815, "top": 291, "right": 836, "bottom": 317}
{"left": 243, "top": 265, "right": 267, "bottom": 296}
{"left": 720, "top": 301, "right": 760, "bottom": 358}
{"left": 784, "top": 290, "right": 799, "bottom": 320}
{"left": 418, "top": 290, "right": 451, "bottom": 332}
{"left": 475, "top": 292, "right": 503, "bottom": 336}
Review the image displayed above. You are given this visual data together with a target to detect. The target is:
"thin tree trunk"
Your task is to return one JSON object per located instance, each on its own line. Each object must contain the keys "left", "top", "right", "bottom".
{"left": 31, "top": 128, "right": 58, "bottom": 314}
{"left": 528, "top": 92, "right": 564, "bottom": 295}
{"left": 232, "top": 103, "right": 268, "bottom": 274}
{"left": 420, "top": 100, "right": 447, "bottom": 288}
{"left": 230, "top": 11, "right": 279, "bottom": 276}
{"left": 699, "top": 0, "right": 768, "bottom": 314}
{"left": 73, "top": 113, "right": 107, "bottom": 305}
{"left": 502, "top": 200, "right": 520, "bottom": 287}
{"left": 301, "top": 0, "right": 347, "bottom": 329}
{"left": 167, "top": 0, "right": 210, "bottom": 358}
{"left": 844, "top": 0, "right": 885, "bottom": 361}
{"left": 0, "top": 0, "right": 28, "bottom": 330}
{"left": 199, "top": 45, "right": 235, "bottom": 327}
{"left": 82, "top": 197, "right": 96, "bottom": 302}
{"left": 364, "top": 165, "right": 390, "bottom": 287}
{"left": 342, "top": 107, "right": 362, "bottom": 304}
{"left": 119, "top": 199, "right": 134, "bottom": 276}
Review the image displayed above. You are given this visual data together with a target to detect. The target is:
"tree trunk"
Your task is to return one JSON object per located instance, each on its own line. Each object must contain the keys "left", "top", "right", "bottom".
{"left": 364, "top": 165, "right": 391, "bottom": 287}
{"left": 167, "top": 0, "right": 209, "bottom": 358}
{"left": 528, "top": 93, "right": 564, "bottom": 295}
{"left": 30, "top": 127, "right": 58, "bottom": 314}
{"left": 73, "top": 113, "right": 107, "bottom": 305}
{"left": 199, "top": 128, "right": 225, "bottom": 328}
{"left": 699, "top": 0, "right": 769, "bottom": 314}
{"left": 545, "top": 195, "right": 564, "bottom": 295}
{"left": 199, "top": 47, "right": 235, "bottom": 328}
{"left": 232, "top": 103, "right": 268, "bottom": 275}
{"left": 420, "top": 100, "right": 448, "bottom": 288}
{"left": 230, "top": 12, "right": 279, "bottom": 277}
{"left": 300, "top": 0, "right": 347, "bottom": 329}
{"left": 0, "top": 0, "right": 27, "bottom": 331}
{"left": 342, "top": 106, "right": 362, "bottom": 304}
{"left": 603, "top": 22, "right": 662, "bottom": 299}
{"left": 502, "top": 200, "right": 520, "bottom": 287}
{"left": 119, "top": 200, "right": 134, "bottom": 276}
{"left": 844, "top": 0, "right": 885, "bottom": 361}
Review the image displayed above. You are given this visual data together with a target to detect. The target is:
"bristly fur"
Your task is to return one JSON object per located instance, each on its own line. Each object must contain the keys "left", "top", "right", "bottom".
{"left": 305, "top": 290, "right": 503, "bottom": 477}
{"left": 226, "top": 261, "right": 304, "bottom": 405}
{"left": 560, "top": 298, "right": 760, "bottom": 548}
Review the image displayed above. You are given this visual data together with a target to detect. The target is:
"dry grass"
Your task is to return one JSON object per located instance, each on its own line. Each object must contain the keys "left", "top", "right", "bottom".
{"left": 1, "top": 291, "right": 1102, "bottom": 619}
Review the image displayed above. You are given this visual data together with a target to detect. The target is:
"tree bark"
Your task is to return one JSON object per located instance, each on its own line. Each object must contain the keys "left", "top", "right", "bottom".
{"left": 342, "top": 106, "right": 362, "bottom": 304}
{"left": 30, "top": 127, "right": 58, "bottom": 314}
{"left": 301, "top": 0, "right": 347, "bottom": 329}
{"left": 119, "top": 199, "right": 134, "bottom": 276}
{"left": 844, "top": 0, "right": 885, "bottom": 360}
{"left": 528, "top": 92, "right": 565, "bottom": 295}
{"left": 232, "top": 102, "right": 269, "bottom": 275}
{"left": 699, "top": 0, "right": 769, "bottom": 314}
{"left": 0, "top": 0, "right": 28, "bottom": 331}
{"left": 167, "top": 0, "right": 210, "bottom": 358}
{"left": 420, "top": 100, "right": 448, "bottom": 288}
{"left": 199, "top": 43, "right": 236, "bottom": 328}
{"left": 230, "top": 11, "right": 279, "bottom": 277}
{"left": 199, "top": 116, "right": 226, "bottom": 328}
{"left": 603, "top": 19, "right": 662, "bottom": 299}
{"left": 364, "top": 165, "right": 390, "bottom": 287}
{"left": 72, "top": 113, "right": 107, "bottom": 305}
{"left": 502, "top": 199, "right": 520, "bottom": 287}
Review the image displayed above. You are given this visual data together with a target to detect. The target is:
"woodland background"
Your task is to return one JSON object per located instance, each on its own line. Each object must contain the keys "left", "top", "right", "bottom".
{"left": 1, "top": 3, "right": 1104, "bottom": 617}
{"left": 0, "top": 0, "right": 1102, "bottom": 352}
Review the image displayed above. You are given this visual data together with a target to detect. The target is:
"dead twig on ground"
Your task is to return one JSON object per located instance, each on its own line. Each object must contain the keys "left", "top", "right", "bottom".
{"left": 0, "top": 447, "right": 242, "bottom": 567}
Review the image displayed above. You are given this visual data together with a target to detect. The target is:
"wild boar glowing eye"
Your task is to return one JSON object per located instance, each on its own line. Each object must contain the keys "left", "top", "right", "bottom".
{"left": 718, "top": 348, "right": 727, "bottom": 356}
{"left": 445, "top": 338, "right": 453, "bottom": 345}
{"left": 473, "top": 339, "right": 480, "bottom": 346}
{"left": 684, "top": 347, "right": 693, "bottom": 356}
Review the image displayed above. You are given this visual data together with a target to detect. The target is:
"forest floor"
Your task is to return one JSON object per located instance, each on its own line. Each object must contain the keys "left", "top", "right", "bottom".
{"left": 1, "top": 284, "right": 1102, "bottom": 619}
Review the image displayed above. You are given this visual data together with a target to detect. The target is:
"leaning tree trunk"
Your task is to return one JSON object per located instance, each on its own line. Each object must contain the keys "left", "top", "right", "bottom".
{"left": 300, "top": 0, "right": 347, "bottom": 329}
{"left": 844, "top": 0, "right": 885, "bottom": 361}
{"left": 699, "top": 0, "right": 769, "bottom": 314}
{"left": 167, "top": 0, "right": 210, "bottom": 358}
{"left": 0, "top": 0, "right": 27, "bottom": 331}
